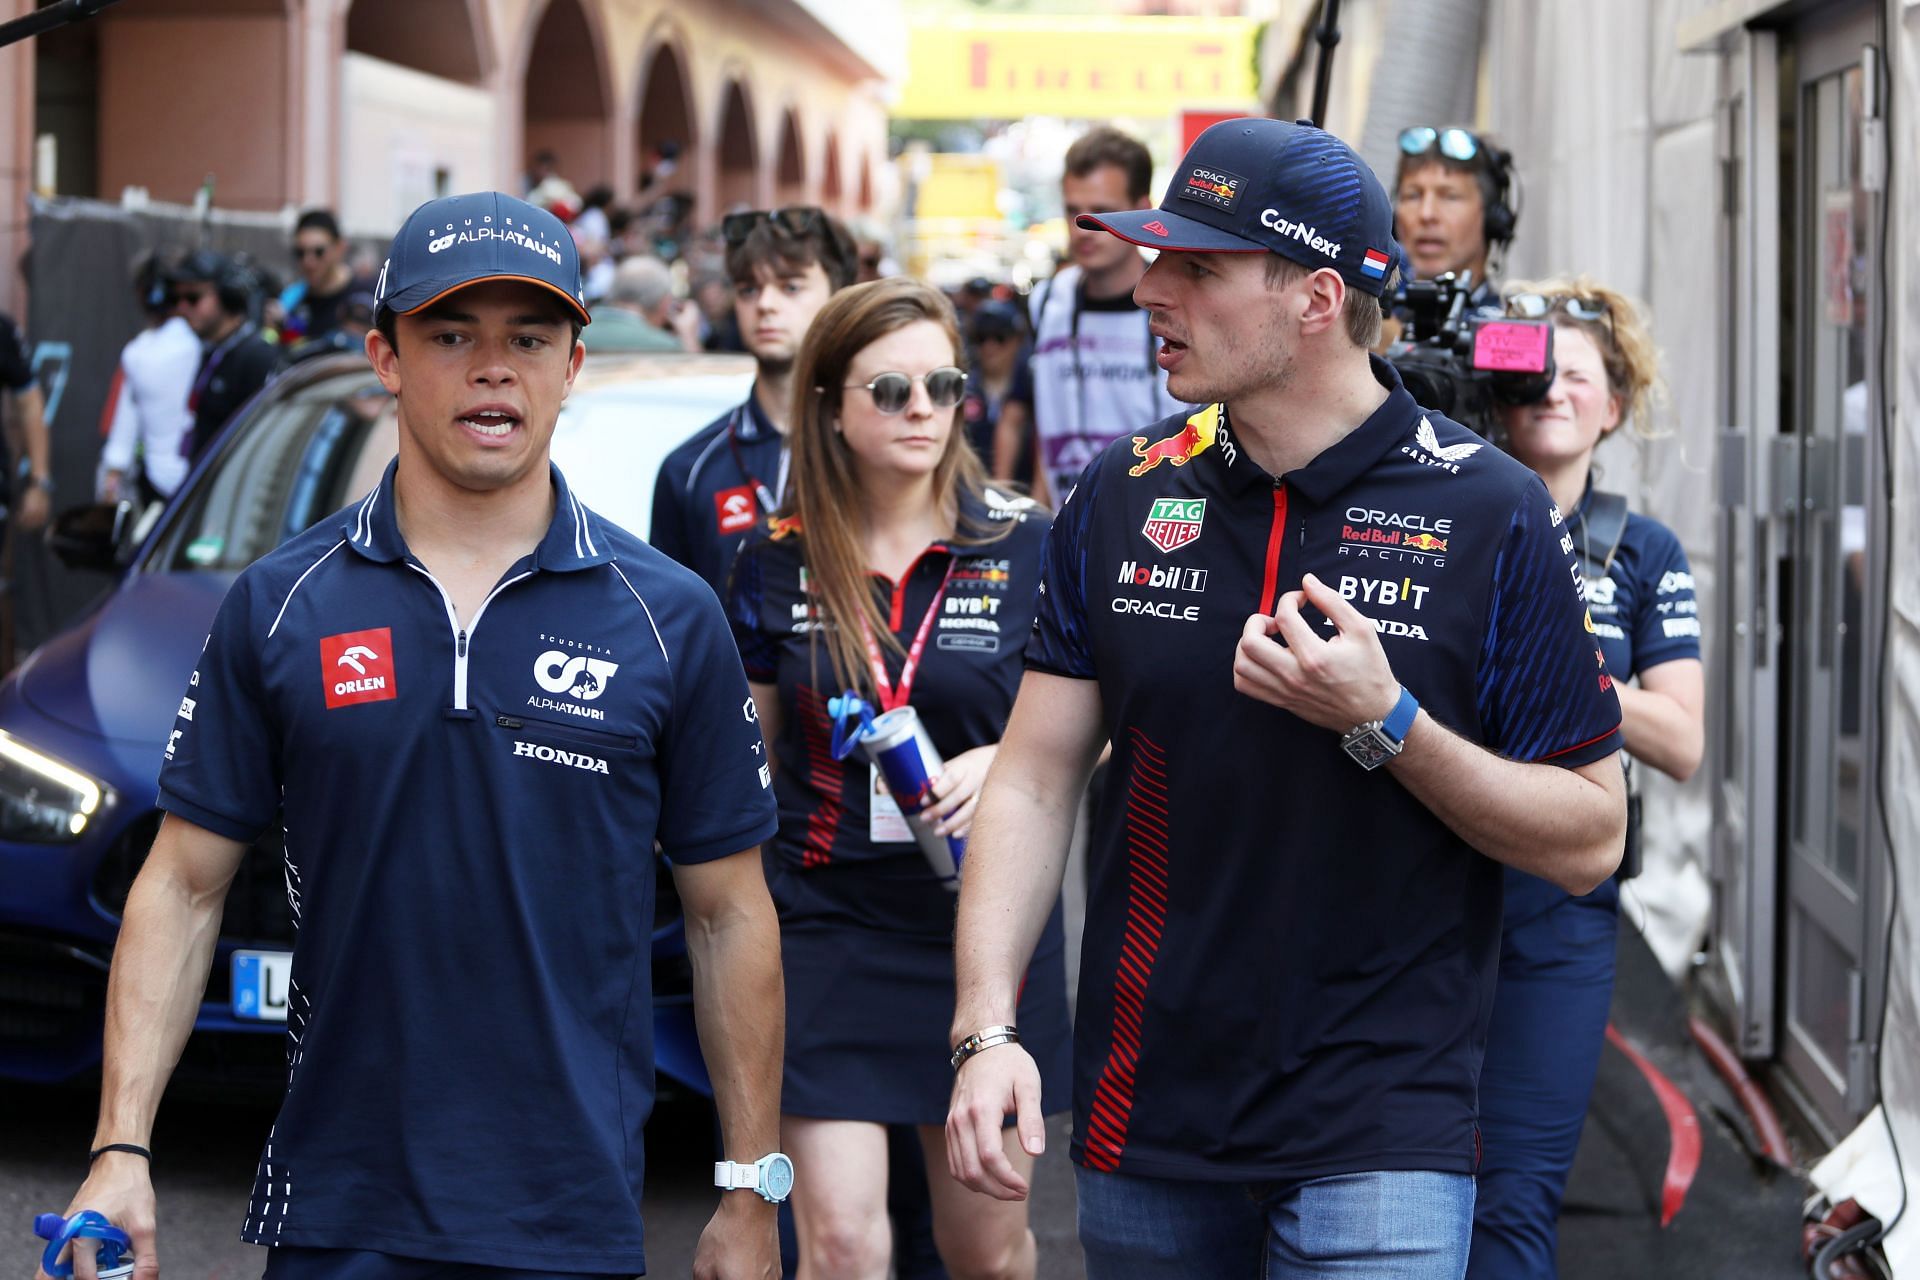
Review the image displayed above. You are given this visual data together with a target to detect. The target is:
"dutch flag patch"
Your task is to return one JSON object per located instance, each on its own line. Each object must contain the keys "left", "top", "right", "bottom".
{"left": 1361, "top": 248, "right": 1391, "bottom": 279}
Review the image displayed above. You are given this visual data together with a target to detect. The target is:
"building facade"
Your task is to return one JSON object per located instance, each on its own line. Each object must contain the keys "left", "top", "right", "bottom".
{"left": 0, "top": 0, "right": 897, "bottom": 315}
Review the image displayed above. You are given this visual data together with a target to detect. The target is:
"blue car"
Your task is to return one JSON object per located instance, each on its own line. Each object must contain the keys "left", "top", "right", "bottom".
{"left": 0, "top": 349, "right": 751, "bottom": 1093}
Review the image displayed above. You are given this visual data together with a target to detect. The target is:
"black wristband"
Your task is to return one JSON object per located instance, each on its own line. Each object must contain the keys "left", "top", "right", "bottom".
{"left": 89, "top": 1143, "right": 151, "bottom": 1165}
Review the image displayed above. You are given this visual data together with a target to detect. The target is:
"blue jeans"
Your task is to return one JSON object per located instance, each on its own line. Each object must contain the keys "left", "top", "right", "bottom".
{"left": 1469, "top": 892, "right": 1619, "bottom": 1279}
{"left": 1077, "top": 1165, "right": 1475, "bottom": 1279}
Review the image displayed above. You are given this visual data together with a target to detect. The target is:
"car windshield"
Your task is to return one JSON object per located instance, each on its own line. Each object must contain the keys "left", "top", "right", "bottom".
{"left": 136, "top": 352, "right": 753, "bottom": 577}
{"left": 144, "top": 366, "right": 395, "bottom": 573}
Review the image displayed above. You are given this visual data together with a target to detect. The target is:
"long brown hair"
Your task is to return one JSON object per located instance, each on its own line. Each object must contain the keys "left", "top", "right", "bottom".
{"left": 782, "top": 277, "right": 1010, "bottom": 698}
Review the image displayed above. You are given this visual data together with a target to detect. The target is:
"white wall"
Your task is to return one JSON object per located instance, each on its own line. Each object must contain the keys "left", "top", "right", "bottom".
{"left": 1481, "top": 0, "right": 1722, "bottom": 972}
{"left": 339, "top": 52, "right": 499, "bottom": 239}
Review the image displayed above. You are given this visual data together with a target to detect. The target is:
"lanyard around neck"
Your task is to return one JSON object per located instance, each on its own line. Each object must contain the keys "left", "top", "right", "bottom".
{"left": 858, "top": 556, "right": 956, "bottom": 713}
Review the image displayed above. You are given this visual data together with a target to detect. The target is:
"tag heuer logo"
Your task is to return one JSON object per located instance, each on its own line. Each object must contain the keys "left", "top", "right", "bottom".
{"left": 1141, "top": 497, "right": 1205, "bottom": 553}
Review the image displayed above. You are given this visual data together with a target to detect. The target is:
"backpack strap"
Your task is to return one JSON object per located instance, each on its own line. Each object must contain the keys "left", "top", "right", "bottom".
{"left": 1574, "top": 490, "right": 1630, "bottom": 580}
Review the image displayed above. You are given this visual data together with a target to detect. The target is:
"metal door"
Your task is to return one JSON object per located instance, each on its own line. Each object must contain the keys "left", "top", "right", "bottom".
{"left": 1779, "top": 3, "right": 1884, "bottom": 1131}
{"left": 1710, "top": 26, "right": 1782, "bottom": 1061}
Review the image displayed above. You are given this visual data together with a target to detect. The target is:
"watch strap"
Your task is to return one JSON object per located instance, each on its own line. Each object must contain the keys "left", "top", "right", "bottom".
{"left": 1381, "top": 686, "right": 1419, "bottom": 745}
{"left": 713, "top": 1160, "right": 759, "bottom": 1191}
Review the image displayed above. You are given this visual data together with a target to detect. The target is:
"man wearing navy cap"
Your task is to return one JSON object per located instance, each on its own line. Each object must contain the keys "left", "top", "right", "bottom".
{"left": 44, "top": 192, "right": 788, "bottom": 1280}
{"left": 946, "top": 119, "right": 1627, "bottom": 1276}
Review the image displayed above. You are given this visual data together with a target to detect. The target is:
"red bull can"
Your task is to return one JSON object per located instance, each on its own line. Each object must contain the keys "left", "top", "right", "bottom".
{"left": 855, "top": 706, "right": 964, "bottom": 888}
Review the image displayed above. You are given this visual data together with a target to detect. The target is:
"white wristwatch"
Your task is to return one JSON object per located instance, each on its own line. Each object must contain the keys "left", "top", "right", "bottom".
{"left": 714, "top": 1152, "right": 795, "bottom": 1204}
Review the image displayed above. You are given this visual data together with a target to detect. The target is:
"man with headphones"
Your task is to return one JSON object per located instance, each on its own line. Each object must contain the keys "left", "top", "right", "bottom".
{"left": 175, "top": 249, "right": 280, "bottom": 463}
{"left": 1391, "top": 124, "right": 1518, "bottom": 314}
{"left": 101, "top": 252, "right": 202, "bottom": 505}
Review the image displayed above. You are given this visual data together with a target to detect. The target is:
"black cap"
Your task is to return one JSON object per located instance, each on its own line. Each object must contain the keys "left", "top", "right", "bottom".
{"left": 373, "top": 191, "right": 590, "bottom": 325}
{"left": 1075, "top": 118, "right": 1404, "bottom": 297}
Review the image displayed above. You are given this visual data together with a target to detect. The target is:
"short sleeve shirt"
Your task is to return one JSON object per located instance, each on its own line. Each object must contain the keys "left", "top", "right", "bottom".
{"left": 649, "top": 395, "right": 785, "bottom": 598}
{"left": 1027, "top": 266, "right": 1192, "bottom": 499}
{"left": 1027, "top": 357, "right": 1623, "bottom": 1182}
{"left": 157, "top": 460, "right": 776, "bottom": 1272}
{"left": 726, "top": 491, "right": 1047, "bottom": 916}
{"left": 1506, "top": 490, "right": 1702, "bottom": 924}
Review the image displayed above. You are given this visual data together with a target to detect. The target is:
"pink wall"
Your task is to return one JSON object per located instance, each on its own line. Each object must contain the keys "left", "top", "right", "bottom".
{"left": 98, "top": 16, "right": 290, "bottom": 209}
{"left": 523, "top": 119, "right": 609, "bottom": 191}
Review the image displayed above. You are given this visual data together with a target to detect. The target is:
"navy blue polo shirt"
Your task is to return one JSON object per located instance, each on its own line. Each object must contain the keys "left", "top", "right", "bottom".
{"left": 650, "top": 394, "right": 785, "bottom": 596}
{"left": 1027, "top": 357, "right": 1623, "bottom": 1183}
{"left": 725, "top": 491, "right": 1046, "bottom": 913}
{"left": 157, "top": 460, "right": 776, "bottom": 1273}
{"left": 1505, "top": 485, "right": 1701, "bottom": 926}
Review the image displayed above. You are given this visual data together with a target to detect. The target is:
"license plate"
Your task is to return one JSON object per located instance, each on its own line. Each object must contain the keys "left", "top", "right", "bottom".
{"left": 231, "top": 950, "right": 292, "bottom": 1022}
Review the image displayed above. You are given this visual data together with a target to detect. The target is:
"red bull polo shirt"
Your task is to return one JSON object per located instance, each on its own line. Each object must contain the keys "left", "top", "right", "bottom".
{"left": 157, "top": 459, "right": 776, "bottom": 1272}
{"left": 1026, "top": 356, "right": 1622, "bottom": 1183}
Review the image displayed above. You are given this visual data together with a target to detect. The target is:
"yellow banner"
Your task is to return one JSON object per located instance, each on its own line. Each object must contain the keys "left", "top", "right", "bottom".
{"left": 897, "top": 16, "right": 1262, "bottom": 120}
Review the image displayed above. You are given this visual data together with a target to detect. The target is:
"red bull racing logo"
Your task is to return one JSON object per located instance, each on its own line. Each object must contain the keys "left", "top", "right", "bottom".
{"left": 1178, "top": 166, "right": 1244, "bottom": 212}
{"left": 1129, "top": 404, "right": 1220, "bottom": 477}
{"left": 1404, "top": 532, "right": 1448, "bottom": 552}
{"left": 1141, "top": 497, "right": 1206, "bottom": 554}
{"left": 1339, "top": 507, "right": 1453, "bottom": 566}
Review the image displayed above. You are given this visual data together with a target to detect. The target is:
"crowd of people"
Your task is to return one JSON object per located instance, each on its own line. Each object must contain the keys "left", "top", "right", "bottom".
{"left": 30, "top": 113, "right": 1704, "bottom": 1280}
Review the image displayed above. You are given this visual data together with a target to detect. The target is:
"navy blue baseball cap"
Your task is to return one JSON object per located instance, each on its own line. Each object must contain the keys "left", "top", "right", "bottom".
{"left": 1076, "top": 118, "right": 1404, "bottom": 297}
{"left": 373, "top": 191, "right": 590, "bottom": 325}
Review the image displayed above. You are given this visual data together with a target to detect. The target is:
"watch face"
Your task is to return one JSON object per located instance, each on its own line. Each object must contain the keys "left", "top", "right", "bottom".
{"left": 763, "top": 1154, "right": 795, "bottom": 1199}
{"left": 1342, "top": 730, "right": 1394, "bottom": 771}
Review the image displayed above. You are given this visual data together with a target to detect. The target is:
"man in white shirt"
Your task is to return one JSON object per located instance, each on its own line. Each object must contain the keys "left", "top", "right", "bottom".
{"left": 1021, "top": 127, "right": 1191, "bottom": 505}
{"left": 101, "top": 253, "right": 201, "bottom": 505}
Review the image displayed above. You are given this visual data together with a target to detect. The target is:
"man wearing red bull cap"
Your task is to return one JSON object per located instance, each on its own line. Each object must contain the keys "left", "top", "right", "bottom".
{"left": 41, "top": 192, "right": 786, "bottom": 1280}
{"left": 945, "top": 119, "right": 1628, "bottom": 1277}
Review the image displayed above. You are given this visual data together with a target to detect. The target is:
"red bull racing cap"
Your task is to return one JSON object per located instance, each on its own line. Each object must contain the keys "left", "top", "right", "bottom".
{"left": 374, "top": 190, "right": 591, "bottom": 325}
{"left": 1076, "top": 118, "right": 1405, "bottom": 297}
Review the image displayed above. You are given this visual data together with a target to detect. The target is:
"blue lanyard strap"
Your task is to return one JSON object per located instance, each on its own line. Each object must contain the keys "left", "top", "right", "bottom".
{"left": 827, "top": 692, "right": 875, "bottom": 761}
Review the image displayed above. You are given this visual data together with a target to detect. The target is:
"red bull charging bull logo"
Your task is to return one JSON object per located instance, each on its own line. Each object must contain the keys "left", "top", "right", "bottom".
{"left": 1129, "top": 405, "right": 1220, "bottom": 477}
{"left": 1404, "top": 532, "right": 1448, "bottom": 552}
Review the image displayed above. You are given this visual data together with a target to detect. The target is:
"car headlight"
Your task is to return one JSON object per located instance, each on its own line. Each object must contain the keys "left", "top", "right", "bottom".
{"left": 0, "top": 729, "right": 111, "bottom": 843}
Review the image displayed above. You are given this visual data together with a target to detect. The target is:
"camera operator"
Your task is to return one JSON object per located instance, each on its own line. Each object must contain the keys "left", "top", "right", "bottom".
{"left": 1391, "top": 125, "right": 1517, "bottom": 315}
{"left": 1470, "top": 275, "right": 1704, "bottom": 1280}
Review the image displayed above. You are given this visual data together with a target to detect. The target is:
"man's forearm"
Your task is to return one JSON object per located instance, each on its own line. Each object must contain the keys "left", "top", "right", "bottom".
{"left": 951, "top": 754, "right": 1077, "bottom": 1037}
{"left": 1388, "top": 712, "right": 1625, "bottom": 895}
{"left": 17, "top": 385, "right": 50, "bottom": 478}
{"left": 95, "top": 859, "right": 228, "bottom": 1146}
{"left": 686, "top": 889, "right": 784, "bottom": 1157}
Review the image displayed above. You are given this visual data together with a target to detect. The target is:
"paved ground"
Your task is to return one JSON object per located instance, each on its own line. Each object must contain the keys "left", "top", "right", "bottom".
{"left": 0, "top": 1078, "right": 1084, "bottom": 1278}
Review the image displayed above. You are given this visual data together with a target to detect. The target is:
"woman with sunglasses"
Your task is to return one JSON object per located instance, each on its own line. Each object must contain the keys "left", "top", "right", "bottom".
{"left": 1472, "top": 276, "right": 1704, "bottom": 1280}
{"left": 728, "top": 277, "right": 1070, "bottom": 1280}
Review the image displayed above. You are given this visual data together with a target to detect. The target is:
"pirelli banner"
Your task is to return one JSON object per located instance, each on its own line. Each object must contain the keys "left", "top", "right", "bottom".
{"left": 896, "top": 15, "right": 1263, "bottom": 120}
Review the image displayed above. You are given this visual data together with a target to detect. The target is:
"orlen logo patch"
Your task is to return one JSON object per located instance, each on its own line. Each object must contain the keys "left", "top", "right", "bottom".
{"left": 714, "top": 485, "right": 757, "bottom": 535}
{"left": 321, "top": 628, "right": 397, "bottom": 709}
{"left": 1178, "top": 167, "right": 1244, "bottom": 212}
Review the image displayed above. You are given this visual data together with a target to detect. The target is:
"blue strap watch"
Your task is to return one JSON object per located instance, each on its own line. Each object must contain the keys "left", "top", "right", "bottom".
{"left": 1340, "top": 686, "right": 1419, "bottom": 771}
{"left": 715, "top": 1152, "right": 795, "bottom": 1203}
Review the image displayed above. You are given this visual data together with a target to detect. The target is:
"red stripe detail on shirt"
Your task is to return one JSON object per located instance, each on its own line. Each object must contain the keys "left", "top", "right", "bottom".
{"left": 796, "top": 686, "right": 844, "bottom": 867}
{"left": 1259, "top": 484, "right": 1289, "bottom": 614}
{"left": 1081, "top": 727, "right": 1171, "bottom": 1172}
{"left": 1539, "top": 722, "right": 1623, "bottom": 761}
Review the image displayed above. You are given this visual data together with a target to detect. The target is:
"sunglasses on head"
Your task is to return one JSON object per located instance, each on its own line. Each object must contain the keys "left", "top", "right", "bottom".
{"left": 1506, "top": 292, "right": 1612, "bottom": 330}
{"left": 843, "top": 367, "right": 967, "bottom": 415}
{"left": 722, "top": 206, "right": 824, "bottom": 247}
{"left": 1398, "top": 126, "right": 1485, "bottom": 163}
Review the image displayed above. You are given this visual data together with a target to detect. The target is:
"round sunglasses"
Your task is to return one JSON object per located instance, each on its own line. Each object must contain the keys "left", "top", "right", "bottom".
{"left": 1398, "top": 126, "right": 1485, "bottom": 163}
{"left": 843, "top": 367, "right": 967, "bottom": 415}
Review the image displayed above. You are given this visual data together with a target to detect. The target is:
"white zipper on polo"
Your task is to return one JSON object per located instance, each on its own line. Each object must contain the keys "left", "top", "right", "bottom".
{"left": 407, "top": 563, "right": 535, "bottom": 710}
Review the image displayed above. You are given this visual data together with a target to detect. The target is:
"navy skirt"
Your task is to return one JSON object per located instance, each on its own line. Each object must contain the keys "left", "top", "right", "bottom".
{"left": 767, "top": 853, "right": 1073, "bottom": 1126}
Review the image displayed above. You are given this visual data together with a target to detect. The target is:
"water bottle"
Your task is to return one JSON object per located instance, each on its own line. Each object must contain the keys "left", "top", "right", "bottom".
{"left": 33, "top": 1210, "right": 133, "bottom": 1279}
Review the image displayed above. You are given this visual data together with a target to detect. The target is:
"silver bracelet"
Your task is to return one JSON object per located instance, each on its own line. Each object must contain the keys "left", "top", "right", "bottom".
{"left": 950, "top": 1024, "right": 1020, "bottom": 1070}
